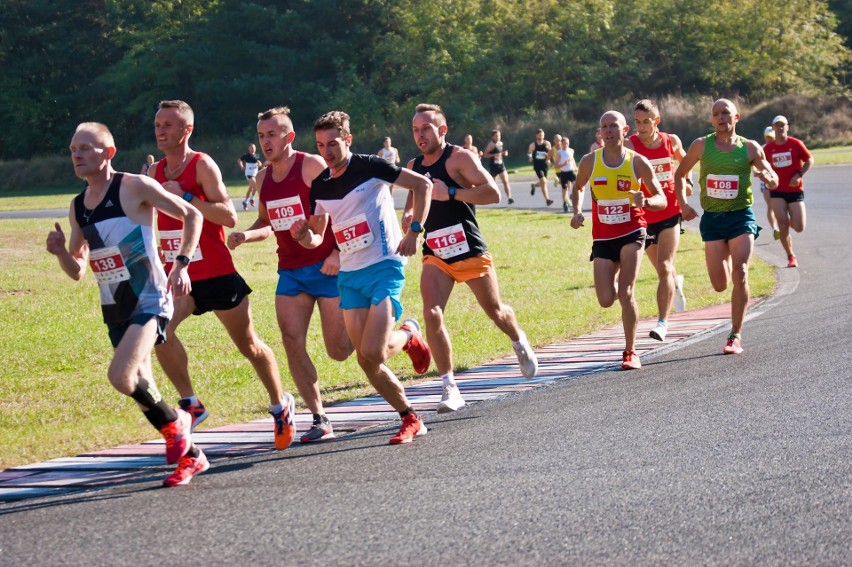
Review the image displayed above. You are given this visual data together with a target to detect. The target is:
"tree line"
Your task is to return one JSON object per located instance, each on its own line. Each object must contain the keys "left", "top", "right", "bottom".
{"left": 1, "top": 0, "right": 849, "bottom": 163}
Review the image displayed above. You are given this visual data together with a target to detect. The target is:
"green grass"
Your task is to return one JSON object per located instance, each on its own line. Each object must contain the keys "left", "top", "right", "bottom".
{"left": 809, "top": 145, "right": 852, "bottom": 166}
{"left": 0, "top": 210, "right": 775, "bottom": 469}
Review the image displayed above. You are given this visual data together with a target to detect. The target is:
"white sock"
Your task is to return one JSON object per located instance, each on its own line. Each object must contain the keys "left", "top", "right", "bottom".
{"left": 269, "top": 402, "right": 284, "bottom": 415}
{"left": 441, "top": 372, "right": 455, "bottom": 387}
{"left": 512, "top": 330, "right": 528, "bottom": 349}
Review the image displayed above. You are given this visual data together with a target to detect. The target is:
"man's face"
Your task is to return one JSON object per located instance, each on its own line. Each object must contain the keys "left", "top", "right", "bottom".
{"left": 553, "top": 135, "right": 562, "bottom": 146}
{"left": 536, "top": 131, "right": 545, "bottom": 142}
{"left": 412, "top": 112, "right": 443, "bottom": 155}
{"left": 315, "top": 127, "right": 350, "bottom": 170}
{"left": 69, "top": 131, "right": 110, "bottom": 179}
{"left": 710, "top": 101, "right": 738, "bottom": 133}
{"left": 154, "top": 107, "right": 191, "bottom": 152}
{"left": 633, "top": 110, "right": 659, "bottom": 138}
{"left": 773, "top": 121, "right": 789, "bottom": 138}
{"left": 599, "top": 113, "right": 626, "bottom": 146}
{"left": 257, "top": 117, "right": 291, "bottom": 163}
{"left": 492, "top": 131, "right": 501, "bottom": 142}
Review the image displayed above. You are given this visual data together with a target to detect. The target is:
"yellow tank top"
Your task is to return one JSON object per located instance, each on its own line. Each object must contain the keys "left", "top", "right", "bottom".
{"left": 589, "top": 149, "right": 645, "bottom": 240}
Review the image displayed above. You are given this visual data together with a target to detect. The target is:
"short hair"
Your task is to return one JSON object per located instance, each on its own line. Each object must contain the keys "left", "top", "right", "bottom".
{"left": 74, "top": 122, "right": 115, "bottom": 149}
{"left": 415, "top": 103, "right": 446, "bottom": 126}
{"left": 536, "top": 128, "right": 545, "bottom": 134}
{"left": 314, "top": 110, "right": 350, "bottom": 137}
{"left": 634, "top": 99, "right": 659, "bottom": 117}
{"left": 158, "top": 99, "right": 194, "bottom": 125}
{"left": 491, "top": 129, "right": 501, "bottom": 136}
{"left": 383, "top": 136, "right": 391, "bottom": 143}
{"left": 257, "top": 106, "right": 293, "bottom": 133}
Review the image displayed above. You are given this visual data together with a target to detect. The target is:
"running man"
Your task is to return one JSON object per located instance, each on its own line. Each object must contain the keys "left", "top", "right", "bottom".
{"left": 589, "top": 128, "right": 604, "bottom": 152}
{"left": 626, "top": 99, "right": 690, "bottom": 341}
{"left": 377, "top": 137, "right": 400, "bottom": 165}
{"left": 407, "top": 103, "right": 538, "bottom": 413}
{"left": 528, "top": 129, "right": 554, "bottom": 206}
{"left": 759, "top": 126, "right": 781, "bottom": 240}
{"left": 555, "top": 136, "right": 577, "bottom": 213}
{"left": 462, "top": 134, "right": 481, "bottom": 158}
{"left": 48, "top": 122, "right": 207, "bottom": 487}
{"left": 239, "top": 143, "right": 263, "bottom": 210}
{"left": 290, "top": 110, "right": 434, "bottom": 445}
{"left": 482, "top": 129, "right": 513, "bottom": 204}
{"left": 674, "top": 98, "right": 778, "bottom": 355}
{"left": 550, "top": 133, "right": 563, "bottom": 190}
{"left": 140, "top": 154, "right": 155, "bottom": 175}
{"left": 151, "top": 100, "right": 296, "bottom": 450}
{"left": 570, "top": 111, "right": 667, "bottom": 370}
{"left": 763, "top": 115, "right": 814, "bottom": 268}
{"left": 228, "top": 106, "right": 354, "bottom": 443}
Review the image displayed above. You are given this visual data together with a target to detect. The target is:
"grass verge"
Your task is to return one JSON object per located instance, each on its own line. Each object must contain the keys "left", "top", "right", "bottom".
{"left": 0, "top": 210, "right": 775, "bottom": 468}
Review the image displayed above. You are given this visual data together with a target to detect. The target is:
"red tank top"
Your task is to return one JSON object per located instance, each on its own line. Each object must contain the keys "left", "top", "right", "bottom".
{"left": 628, "top": 132, "right": 681, "bottom": 224}
{"left": 154, "top": 153, "right": 236, "bottom": 281}
{"left": 260, "top": 152, "right": 335, "bottom": 270}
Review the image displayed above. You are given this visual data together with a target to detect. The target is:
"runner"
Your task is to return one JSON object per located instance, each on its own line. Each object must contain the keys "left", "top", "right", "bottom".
{"left": 140, "top": 154, "right": 155, "bottom": 175}
{"left": 47, "top": 122, "right": 207, "bottom": 487}
{"left": 570, "top": 111, "right": 666, "bottom": 370}
{"left": 759, "top": 126, "right": 781, "bottom": 240}
{"left": 550, "top": 133, "right": 563, "bottom": 190}
{"left": 482, "top": 128, "right": 513, "bottom": 204}
{"left": 589, "top": 128, "right": 604, "bottom": 152}
{"left": 377, "top": 136, "right": 400, "bottom": 165}
{"left": 555, "top": 136, "right": 577, "bottom": 214}
{"left": 239, "top": 143, "right": 263, "bottom": 211}
{"left": 227, "top": 106, "right": 354, "bottom": 443}
{"left": 528, "top": 129, "right": 554, "bottom": 206}
{"left": 290, "top": 110, "right": 434, "bottom": 445}
{"left": 763, "top": 115, "right": 814, "bottom": 268}
{"left": 462, "top": 134, "right": 481, "bottom": 158}
{"left": 626, "top": 99, "right": 690, "bottom": 341}
{"left": 407, "top": 103, "right": 538, "bottom": 413}
{"left": 674, "top": 98, "right": 778, "bottom": 355}
{"left": 151, "top": 100, "right": 296, "bottom": 450}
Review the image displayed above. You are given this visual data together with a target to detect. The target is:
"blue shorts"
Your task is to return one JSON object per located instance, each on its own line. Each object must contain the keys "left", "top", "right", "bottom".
{"left": 337, "top": 259, "right": 405, "bottom": 321}
{"left": 276, "top": 261, "right": 339, "bottom": 298}
{"left": 699, "top": 207, "right": 761, "bottom": 242}
{"left": 107, "top": 313, "right": 168, "bottom": 349}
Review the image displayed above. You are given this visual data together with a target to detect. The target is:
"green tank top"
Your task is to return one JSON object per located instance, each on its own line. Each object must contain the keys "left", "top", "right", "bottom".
{"left": 699, "top": 133, "right": 753, "bottom": 212}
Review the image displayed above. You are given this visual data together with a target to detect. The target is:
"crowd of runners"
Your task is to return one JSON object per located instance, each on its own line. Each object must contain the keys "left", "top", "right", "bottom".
{"left": 46, "top": 97, "right": 812, "bottom": 486}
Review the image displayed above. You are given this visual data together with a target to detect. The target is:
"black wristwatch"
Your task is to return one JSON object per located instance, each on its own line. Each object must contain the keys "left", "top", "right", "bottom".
{"left": 410, "top": 221, "right": 423, "bottom": 233}
{"left": 448, "top": 186, "right": 457, "bottom": 201}
{"left": 175, "top": 254, "right": 191, "bottom": 266}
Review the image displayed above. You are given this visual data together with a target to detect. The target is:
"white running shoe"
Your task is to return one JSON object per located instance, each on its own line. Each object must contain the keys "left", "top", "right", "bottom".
{"left": 673, "top": 275, "right": 686, "bottom": 313}
{"left": 649, "top": 322, "right": 667, "bottom": 342}
{"left": 513, "top": 331, "right": 539, "bottom": 379}
{"left": 436, "top": 384, "right": 466, "bottom": 414}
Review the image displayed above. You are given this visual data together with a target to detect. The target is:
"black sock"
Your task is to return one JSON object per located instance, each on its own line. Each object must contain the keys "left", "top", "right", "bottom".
{"left": 312, "top": 413, "right": 329, "bottom": 425}
{"left": 399, "top": 407, "right": 415, "bottom": 418}
{"left": 130, "top": 378, "right": 177, "bottom": 430}
{"left": 186, "top": 444, "right": 200, "bottom": 459}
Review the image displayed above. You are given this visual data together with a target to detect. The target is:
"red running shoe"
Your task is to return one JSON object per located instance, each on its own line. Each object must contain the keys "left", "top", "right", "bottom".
{"left": 271, "top": 393, "right": 296, "bottom": 450}
{"left": 723, "top": 334, "right": 743, "bottom": 355}
{"left": 389, "top": 413, "right": 427, "bottom": 445}
{"left": 163, "top": 450, "right": 209, "bottom": 487}
{"left": 787, "top": 255, "right": 798, "bottom": 268}
{"left": 401, "top": 319, "right": 431, "bottom": 374}
{"left": 160, "top": 409, "right": 192, "bottom": 464}
{"left": 621, "top": 350, "right": 641, "bottom": 370}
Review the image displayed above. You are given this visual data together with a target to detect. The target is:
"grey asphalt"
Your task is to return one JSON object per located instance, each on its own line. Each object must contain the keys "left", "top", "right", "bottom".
{"left": 0, "top": 166, "right": 849, "bottom": 566}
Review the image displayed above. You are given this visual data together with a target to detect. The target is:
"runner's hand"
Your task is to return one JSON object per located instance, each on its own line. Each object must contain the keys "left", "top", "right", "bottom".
{"left": 681, "top": 204, "right": 698, "bottom": 222}
{"left": 320, "top": 250, "right": 341, "bottom": 276}
{"left": 46, "top": 222, "right": 66, "bottom": 255}
{"left": 227, "top": 232, "right": 246, "bottom": 250}
{"left": 570, "top": 212, "right": 585, "bottom": 229}
{"left": 167, "top": 265, "right": 191, "bottom": 298}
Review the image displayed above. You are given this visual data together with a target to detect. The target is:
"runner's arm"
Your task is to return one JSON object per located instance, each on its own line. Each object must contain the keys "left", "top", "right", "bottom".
{"left": 570, "top": 153, "right": 594, "bottom": 229}
{"left": 46, "top": 205, "right": 89, "bottom": 280}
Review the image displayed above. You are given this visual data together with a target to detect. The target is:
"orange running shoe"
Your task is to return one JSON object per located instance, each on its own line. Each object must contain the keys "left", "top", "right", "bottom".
{"left": 401, "top": 319, "right": 432, "bottom": 374}
{"left": 163, "top": 450, "right": 210, "bottom": 487}
{"left": 723, "top": 333, "right": 743, "bottom": 355}
{"left": 389, "top": 413, "right": 427, "bottom": 445}
{"left": 787, "top": 255, "right": 798, "bottom": 268}
{"left": 621, "top": 350, "right": 641, "bottom": 370}
{"left": 271, "top": 393, "right": 296, "bottom": 450}
{"left": 160, "top": 409, "right": 192, "bottom": 464}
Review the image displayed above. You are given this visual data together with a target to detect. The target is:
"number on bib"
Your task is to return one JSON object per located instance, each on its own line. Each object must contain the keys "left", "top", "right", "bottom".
{"left": 425, "top": 223, "right": 470, "bottom": 260}
{"left": 333, "top": 214, "right": 374, "bottom": 254}
{"left": 706, "top": 174, "right": 740, "bottom": 199}
{"left": 267, "top": 196, "right": 306, "bottom": 231}
{"left": 159, "top": 230, "right": 203, "bottom": 263}
{"left": 89, "top": 246, "right": 131, "bottom": 284}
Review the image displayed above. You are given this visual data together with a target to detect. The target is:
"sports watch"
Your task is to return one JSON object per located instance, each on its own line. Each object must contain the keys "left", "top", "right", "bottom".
{"left": 448, "top": 186, "right": 457, "bottom": 201}
{"left": 175, "top": 254, "right": 191, "bottom": 266}
{"left": 182, "top": 192, "right": 194, "bottom": 202}
{"left": 410, "top": 221, "right": 423, "bottom": 233}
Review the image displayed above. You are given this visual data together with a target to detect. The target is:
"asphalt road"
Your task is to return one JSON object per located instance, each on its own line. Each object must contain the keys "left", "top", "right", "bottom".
{"left": 1, "top": 166, "right": 849, "bottom": 566}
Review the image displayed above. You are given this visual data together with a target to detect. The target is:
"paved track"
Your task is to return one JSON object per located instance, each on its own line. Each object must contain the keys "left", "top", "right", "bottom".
{"left": 0, "top": 166, "right": 849, "bottom": 566}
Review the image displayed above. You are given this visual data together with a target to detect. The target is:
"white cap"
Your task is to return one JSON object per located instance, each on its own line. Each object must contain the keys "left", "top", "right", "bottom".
{"left": 763, "top": 126, "right": 775, "bottom": 138}
{"left": 771, "top": 115, "right": 788, "bottom": 125}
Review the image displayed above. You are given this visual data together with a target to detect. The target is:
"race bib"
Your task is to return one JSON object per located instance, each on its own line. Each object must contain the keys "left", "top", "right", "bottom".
{"left": 493, "top": 144, "right": 503, "bottom": 164}
{"left": 267, "top": 196, "right": 306, "bottom": 231}
{"left": 596, "top": 198, "right": 631, "bottom": 225}
{"left": 534, "top": 151, "right": 547, "bottom": 160}
{"left": 772, "top": 152, "right": 793, "bottom": 168}
{"left": 89, "top": 246, "right": 130, "bottom": 285}
{"left": 245, "top": 162, "right": 259, "bottom": 177}
{"left": 425, "top": 223, "right": 470, "bottom": 260}
{"left": 333, "top": 214, "right": 373, "bottom": 254}
{"left": 159, "top": 229, "right": 203, "bottom": 263}
{"left": 648, "top": 157, "right": 673, "bottom": 182}
{"left": 706, "top": 174, "right": 739, "bottom": 199}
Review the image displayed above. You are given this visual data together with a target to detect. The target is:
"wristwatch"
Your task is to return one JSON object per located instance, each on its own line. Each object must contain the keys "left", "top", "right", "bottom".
{"left": 448, "top": 186, "right": 457, "bottom": 201}
{"left": 182, "top": 192, "right": 194, "bottom": 202}
{"left": 410, "top": 221, "right": 423, "bottom": 233}
{"left": 175, "top": 254, "right": 191, "bottom": 266}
